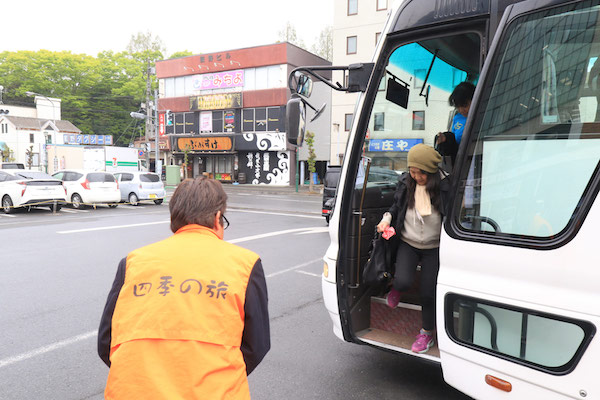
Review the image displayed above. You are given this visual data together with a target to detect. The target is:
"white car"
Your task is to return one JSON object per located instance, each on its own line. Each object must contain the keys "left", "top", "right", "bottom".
{"left": 52, "top": 170, "right": 120, "bottom": 209}
{"left": 114, "top": 171, "right": 166, "bottom": 206}
{"left": 0, "top": 170, "right": 67, "bottom": 213}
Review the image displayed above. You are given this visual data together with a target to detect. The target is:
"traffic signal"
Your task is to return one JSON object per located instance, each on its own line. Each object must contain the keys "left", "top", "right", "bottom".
{"left": 165, "top": 110, "right": 173, "bottom": 126}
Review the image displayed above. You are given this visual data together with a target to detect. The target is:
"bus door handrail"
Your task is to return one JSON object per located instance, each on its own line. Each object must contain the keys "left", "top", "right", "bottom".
{"left": 349, "top": 157, "right": 372, "bottom": 289}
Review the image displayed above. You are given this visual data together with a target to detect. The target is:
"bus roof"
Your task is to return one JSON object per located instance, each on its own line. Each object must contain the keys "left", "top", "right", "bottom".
{"left": 390, "top": 0, "right": 525, "bottom": 36}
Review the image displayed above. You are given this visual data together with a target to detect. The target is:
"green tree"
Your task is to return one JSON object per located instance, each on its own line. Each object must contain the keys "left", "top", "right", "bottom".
{"left": 169, "top": 50, "right": 194, "bottom": 59}
{"left": 0, "top": 143, "right": 13, "bottom": 162}
{"left": 278, "top": 22, "right": 307, "bottom": 50}
{"left": 311, "top": 26, "right": 333, "bottom": 61}
{"left": 25, "top": 146, "right": 34, "bottom": 169}
{"left": 305, "top": 131, "right": 317, "bottom": 193}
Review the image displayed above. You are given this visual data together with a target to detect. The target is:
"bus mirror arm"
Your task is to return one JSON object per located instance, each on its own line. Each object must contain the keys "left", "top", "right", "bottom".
{"left": 289, "top": 63, "right": 375, "bottom": 95}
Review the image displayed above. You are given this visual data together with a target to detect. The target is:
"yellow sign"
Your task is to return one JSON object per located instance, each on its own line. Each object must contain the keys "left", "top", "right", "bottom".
{"left": 177, "top": 137, "right": 233, "bottom": 152}
{"left": 190, "top": 93, "right": 242, "bottom": 111}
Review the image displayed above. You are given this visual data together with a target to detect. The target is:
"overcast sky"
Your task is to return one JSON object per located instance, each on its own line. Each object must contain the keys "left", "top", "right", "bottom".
{"left": 3, "top": 0, "right": 334, "bottom": 57}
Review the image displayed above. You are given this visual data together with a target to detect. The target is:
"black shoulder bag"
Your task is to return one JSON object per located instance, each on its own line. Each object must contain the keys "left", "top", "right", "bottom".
{"left": 362, "top": 230, "right": 392, "bottom": 287}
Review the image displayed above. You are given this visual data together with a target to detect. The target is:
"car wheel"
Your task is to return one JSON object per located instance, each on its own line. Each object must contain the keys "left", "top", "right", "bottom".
{"left": 108, "top": 204, "right": 118, "bottom": 208}
{"left": 154, "top": 199, "right": 163, "bottom": 205}
{"left": 128, "top": 193, "right": 139, "bottom": 206}
{"left": 325, "top": 215, "right": 330, "bottom": 225}
{"left": 2, "top": 195, "right": 13, "bottom": 214}
{"left": 71, "top": 193, "right": 84, "bottom": 209}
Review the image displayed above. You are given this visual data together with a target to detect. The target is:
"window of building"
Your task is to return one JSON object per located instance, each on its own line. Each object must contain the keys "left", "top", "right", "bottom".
{"left": 212, "top": 111, "right": 223, "bottom": 133}
{"left": 412, "top": 111, "right": 425, "bottom": 130}
{"left": 374, "top": 113, "right": 385, "bottom": 131}
{"left": 255, "top": 67, "right": 269, "bottom": 90}
{"left": 267, "top": 65, "right": 282, "bottom": 88}
{"left": 347, "top": 36, "right": 357, "bottom": 55}
{"left": 1, "top": 123, "right": 7, "bottom": 134}
{"left": 255, "top": 108, "right": 267, "bottom": 132}
{"left": 376, "top": 32, "right": 382, "bottom": 46}
{"left": 243, "top": 109, "right": 254, "bottom": 132}
{"left": 175, "top": 77, "right": 185, "bottom": 97}
{"left": 348, "top": 0, "right": 358, "bottom": 15}
{"left": 345, "top": 113, "right": 353, "bottom": 131}
{"left": 175, "top": 113, "right": 185, "bottom": 134}
{"left": 30, "top": 133, "right": 34, "bottom": 143}
{"left": 267, "top": 107, "right": 282, "bottom": 132}
{"left": 414, "top": 68, "right": 427, "bottom": 89}
{"left": 184, "top": 112, "right": 197, "bottom": 134}
{"left": 377, "top": 0, "right": 387, "bottom": 11}
{"left": 244, "top": 68, "right": 256, "bottom": 91}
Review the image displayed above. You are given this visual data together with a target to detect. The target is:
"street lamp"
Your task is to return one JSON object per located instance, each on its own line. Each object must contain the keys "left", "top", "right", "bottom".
{"left": 26, "top": 91, "right": 57, "bottom": 172}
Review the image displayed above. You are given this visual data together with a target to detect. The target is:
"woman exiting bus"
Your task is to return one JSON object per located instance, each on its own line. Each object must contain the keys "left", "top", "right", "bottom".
{"left": 376, "top": 144, "right": 450, "bottom": 354}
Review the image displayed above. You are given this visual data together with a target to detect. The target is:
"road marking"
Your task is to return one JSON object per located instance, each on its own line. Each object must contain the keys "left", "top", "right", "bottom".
{"left": 295, "top": 270, "right": 321, "bottom": 278}
{"left": 266, "top": 258, "right": 322, "bottom": 278}
{"left": 59, "top": 209, "right": 90, "bottom": 214}
{"left": 57, "top": 220, "right": 169, "bottom": 234}
{"left": 228, "top": 227, "right": 326, "bottom": 244}
{"left": 228, "top": 208, "right": 322, "bottom": 219}
{"left": 0, "top": 214, "right": 16, "bottom": 218}
{"left": 0, "top": 331, "right": 96, "bottom": 369}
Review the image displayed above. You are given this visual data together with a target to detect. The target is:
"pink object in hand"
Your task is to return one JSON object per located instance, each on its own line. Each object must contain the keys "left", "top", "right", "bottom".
{"left": 382, "top": 226, "right": 396, "bottom": 240}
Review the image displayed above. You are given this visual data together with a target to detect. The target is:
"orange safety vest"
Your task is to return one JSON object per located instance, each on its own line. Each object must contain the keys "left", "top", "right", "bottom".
{"left": 105, "top": 224, "right": 259, "bottom": 400}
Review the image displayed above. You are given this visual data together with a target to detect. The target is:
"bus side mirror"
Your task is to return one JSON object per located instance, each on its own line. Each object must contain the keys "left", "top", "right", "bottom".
{"left": 296, "top": 74, "right": 313, "bottom": 98}
{"left": 286, "top": 96, "right": 306, "bottom": 146}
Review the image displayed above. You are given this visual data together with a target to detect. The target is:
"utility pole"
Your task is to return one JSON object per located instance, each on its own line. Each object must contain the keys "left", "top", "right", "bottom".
{"left": 154, "top": 89, "right": 161, "bottom": 175}
{"left": 145, "top": 61, "right": 152, "bottom": 171}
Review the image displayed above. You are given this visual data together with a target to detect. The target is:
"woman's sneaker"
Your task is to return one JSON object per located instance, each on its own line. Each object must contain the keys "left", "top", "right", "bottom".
{"left": 411, "top": 331, "right": 434, "bottom": 353}
{"left": 386, "top": 288, "right": 401, "bottom": 308}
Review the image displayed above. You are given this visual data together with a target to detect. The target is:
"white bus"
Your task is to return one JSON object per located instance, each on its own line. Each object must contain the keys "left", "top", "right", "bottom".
{"left": 286, "top": 0, "right": 599, "bottom": 398}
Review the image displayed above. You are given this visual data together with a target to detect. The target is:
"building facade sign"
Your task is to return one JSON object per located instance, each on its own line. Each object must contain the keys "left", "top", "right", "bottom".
{"left": 190, "top": 93, "right": 242, "bottom": 111}
{"left": 194, "top": 70, "right": 244, "bottom": 90}
{"left": 238, "top": 151, "right": 290, "bottom": 185}
{"left": 64, "top": 134, "right": 113, "bottom": 146}
{"left": 175, "top": 137, "right": 233, "bottom": 152}
{"left": 367, "top": 138, "right": 423, "bottom": 152}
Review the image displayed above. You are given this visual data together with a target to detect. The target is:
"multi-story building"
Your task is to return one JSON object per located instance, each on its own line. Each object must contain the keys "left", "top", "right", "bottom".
{"left": 155, "top": 43, "right": 331, "bottom": 185}
{"left": 0, "top": 96, "right": 81, "bottom": 169}
{"left": 331, "top": 0, "right": 389, "bottom": 165}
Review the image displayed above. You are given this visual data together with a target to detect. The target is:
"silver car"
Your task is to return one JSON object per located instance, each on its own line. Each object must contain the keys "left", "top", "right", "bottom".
{"left": 114, "top": 171, "right": 166, "bottom": 206}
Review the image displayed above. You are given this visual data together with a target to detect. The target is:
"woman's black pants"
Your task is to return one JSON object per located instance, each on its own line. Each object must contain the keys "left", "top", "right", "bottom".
{"left": 393, "top": 240, "right": 440, "bottom": 331}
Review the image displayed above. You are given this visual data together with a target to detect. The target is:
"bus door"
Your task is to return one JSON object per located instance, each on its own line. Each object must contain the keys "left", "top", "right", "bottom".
{"left": 439, "top": 1, "right": 600, "bottom": 398}
{"left": 340, "top": 27, "right": 485, "bottom": 351}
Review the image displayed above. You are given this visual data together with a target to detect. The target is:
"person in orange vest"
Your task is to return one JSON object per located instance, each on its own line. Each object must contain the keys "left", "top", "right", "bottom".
{"left": 97, "top": 177, "right": 270, "bottom": 399}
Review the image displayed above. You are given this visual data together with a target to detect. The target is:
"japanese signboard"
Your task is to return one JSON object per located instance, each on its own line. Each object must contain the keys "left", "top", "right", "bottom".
{"left": 367, "top": 139, "right": 423, "bottom": 152}
{"left": 200, "top": 112, "right": 212, "bottom": 132}
{"left": 63, "top": 134, "right": 113, "bottom": 146}
{"left": 176, "top": 137, "right": 233, "bottom": 152}
{"left": 159, "top": 113, "right": 165, "bottom": 136}
{"left": 190, "top": 93, "right": 242, "bottom": 111}
{"left": 237, "top": 150, "right": 290, "bottom": 185}
{"left": 193, "top": 70, "right": 244, "bottom": 90}
{"left": 198, "top": 52, "right": 232, "bottom": 65}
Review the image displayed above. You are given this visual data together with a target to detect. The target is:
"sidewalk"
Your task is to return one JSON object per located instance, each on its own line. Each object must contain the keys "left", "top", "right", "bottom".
{"left": 165, "top": 182, "right": 324, "bottom": 196}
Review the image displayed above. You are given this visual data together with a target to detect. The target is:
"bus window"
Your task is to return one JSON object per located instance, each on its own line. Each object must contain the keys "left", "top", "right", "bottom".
{"left": 364, "top": 33, "right": 480, "bottom": 184}
{"left": 457, "top": 3, "right": 600, "bottom": 240}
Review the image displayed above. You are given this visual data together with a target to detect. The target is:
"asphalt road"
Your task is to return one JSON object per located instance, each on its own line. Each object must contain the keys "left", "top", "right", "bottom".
{"left": 0, "top": 187, "right": 469, "bottom": 400}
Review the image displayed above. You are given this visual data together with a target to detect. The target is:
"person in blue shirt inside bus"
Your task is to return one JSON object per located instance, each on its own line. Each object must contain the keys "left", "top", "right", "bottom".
{"left": 435, "top": 82, "right": 475, "bottom": 167}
